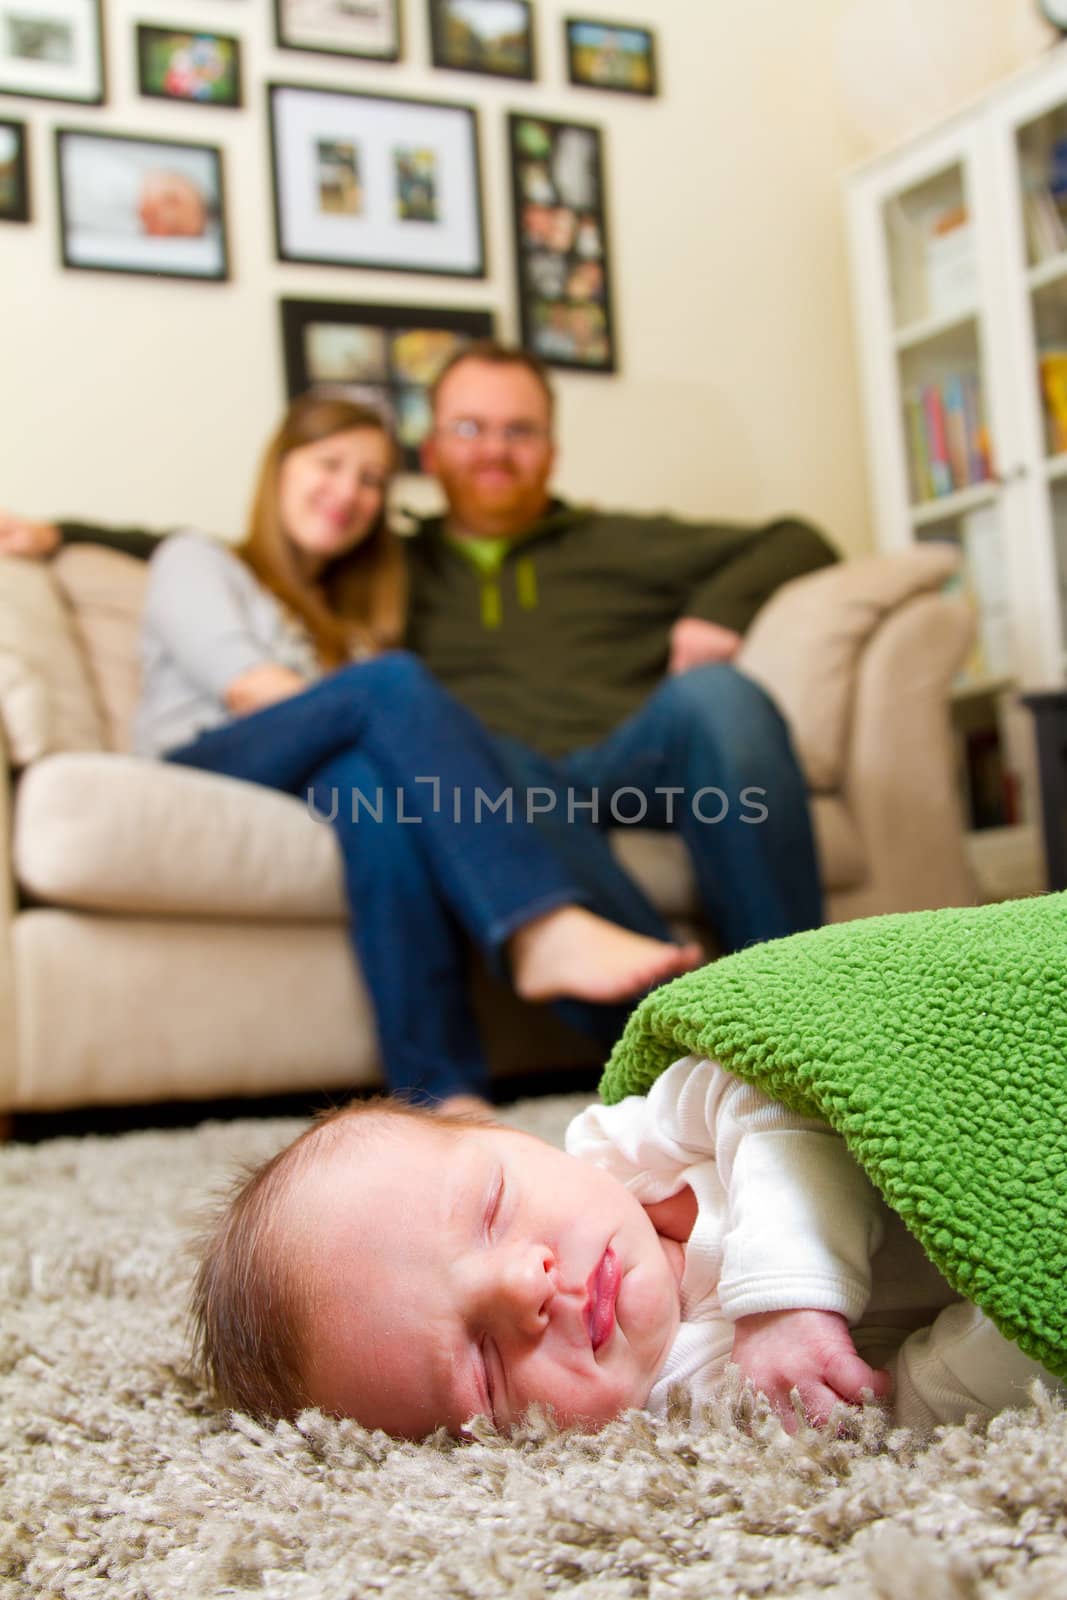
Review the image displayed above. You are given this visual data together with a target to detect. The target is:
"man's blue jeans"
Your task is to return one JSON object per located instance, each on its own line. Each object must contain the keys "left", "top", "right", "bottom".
{"left": 491, "top": 662, "right": 822, "bottom": 1044}
{"left": 166, "top": 653, "right": 578, "bottom": 1101}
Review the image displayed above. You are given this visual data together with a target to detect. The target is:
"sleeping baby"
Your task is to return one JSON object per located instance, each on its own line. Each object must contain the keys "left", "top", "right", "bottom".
{"left": 191, "top": 1053, "right": 1061, "bottom": 1437}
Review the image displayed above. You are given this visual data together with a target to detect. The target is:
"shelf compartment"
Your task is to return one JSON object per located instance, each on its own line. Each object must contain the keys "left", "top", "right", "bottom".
{"left": 910, "top": 482, "right": 998, "bottom": 527}
{"left": 1028, "top": 250, "right": 1067, "bottom": 292}
{"left": 893, "top": 305, "right": 978, "bottom": 352}
{"left": 883, "top": 164, "right": 975, "bottom": 332}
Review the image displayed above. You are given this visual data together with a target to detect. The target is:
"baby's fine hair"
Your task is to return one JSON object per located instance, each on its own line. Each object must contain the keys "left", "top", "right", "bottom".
{"left": 190, "top": 1096, "right": 470, "bottom": 1421}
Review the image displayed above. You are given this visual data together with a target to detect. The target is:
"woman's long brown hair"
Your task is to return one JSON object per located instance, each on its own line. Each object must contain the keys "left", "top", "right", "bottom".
{"left": 238, "top": 394, "right": 407, "bottom": 668}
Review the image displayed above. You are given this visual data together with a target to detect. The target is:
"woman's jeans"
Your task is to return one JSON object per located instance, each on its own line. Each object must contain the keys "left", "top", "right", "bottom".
{"left": 166, "top": 654, "right": 577, "bottom": 1101}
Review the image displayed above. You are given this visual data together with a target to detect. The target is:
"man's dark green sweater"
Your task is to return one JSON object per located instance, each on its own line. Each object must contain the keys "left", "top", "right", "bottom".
{"left": 60, "top": 501, "right": 837, "bottom": 758}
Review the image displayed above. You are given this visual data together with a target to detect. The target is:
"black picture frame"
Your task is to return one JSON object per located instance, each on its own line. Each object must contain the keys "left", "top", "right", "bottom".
{"left": 136, "top": 24, "right": 243, "bottom": 110}
{"left": 0, "top": 117, "right": 29, "bottom": 222}
{"left": 428, "top": 0, "right": 535, "bottom": 81}
{"left": 281, "top": 297, "right": 495, "bottom": 470}
{"left": 273, "top": 0, "right": 401, "bottom": 63}
{"left": 268, "top": 82, "right": 487, "bottom": 278}
{"left": 508, "top": 111, "right": 617, "bottom": 373}
{"left": 0, "top": 0, "right": 105, "bottom": 104}
{"left": 55, "top": 126, "right": 229, "bottom": 282}
{"left": 563, "top": 17, "right": 657, "bottom": 97}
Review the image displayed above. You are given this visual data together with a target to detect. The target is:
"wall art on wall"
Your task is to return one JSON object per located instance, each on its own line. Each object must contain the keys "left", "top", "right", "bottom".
{"left": 55, "top": 127, "right": 228, "bottom": 281}
{"left": 281, "top": 297, "right": 494, "bottom": 468}
{"left": 274, "top": 0, "right": 401, "bottom": 62}
{"left": 0, "top": 0, "right": 104, "bottom": 103}
{"left": 564, "top": 18, "right": 657, "bottom": 96}
{"left": 0, "top": 117, "right": 29, "bottom": 221}
{"left": 508, "top": 111, "right": 616, "bottom": 372}
{"left": 269, "top": 82, "right": 486, "bottom": 277}
{"left": 136, "top": 24, "right": 243, "bottom": 108}
{"left": 428, "top": 0, "right": 535, "bottom": 81}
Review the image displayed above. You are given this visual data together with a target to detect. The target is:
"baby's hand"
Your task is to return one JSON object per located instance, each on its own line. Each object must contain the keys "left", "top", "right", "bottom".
{"left": 730, "top": 1309, "right": 891, "bottom": 1432}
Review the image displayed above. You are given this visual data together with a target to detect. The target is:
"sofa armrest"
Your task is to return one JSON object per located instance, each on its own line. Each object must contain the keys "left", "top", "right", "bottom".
{"left": 0, "top": 735, "right": 20, "bottom": 1109}
{"left": 829, "top": 590, "right": 978, "bottom": 918}
{"left": 0, "top": 554, "right": 105, "bottom": 764}
{"left": 737, "top": 545, "right": 961, "bottom": 792}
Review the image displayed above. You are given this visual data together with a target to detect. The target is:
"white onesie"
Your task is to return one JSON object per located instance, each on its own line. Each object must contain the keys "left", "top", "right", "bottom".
{"left": 566, "top": 1056, "right": 1062, "bottom": 1430}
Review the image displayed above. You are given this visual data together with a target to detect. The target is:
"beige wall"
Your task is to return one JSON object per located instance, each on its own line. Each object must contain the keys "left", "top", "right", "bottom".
{"left": 0, "top": 1, "right": 1054, "bottom": 559}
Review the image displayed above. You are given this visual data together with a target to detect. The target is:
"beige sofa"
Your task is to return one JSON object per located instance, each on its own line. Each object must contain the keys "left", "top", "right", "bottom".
{"left": 0, "top": 541, "right": 976, "bottom": 1115}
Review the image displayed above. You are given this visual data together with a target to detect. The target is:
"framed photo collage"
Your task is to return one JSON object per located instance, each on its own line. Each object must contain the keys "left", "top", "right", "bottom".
{"left": 2, "top": 1, "right": 662, "bottom": 445}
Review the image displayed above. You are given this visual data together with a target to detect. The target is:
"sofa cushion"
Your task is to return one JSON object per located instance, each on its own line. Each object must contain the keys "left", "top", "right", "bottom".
{"left": 14, "top": 752, "right": 865, "bottom": 921}
{"left": 15, "top": 754, "right": 348, "bottom": 920}
{"left": 738, "top": 545, "right": 961, "bottom": 792}
{"left": 0, "top": 556, "right": 105, "bottom": 764}
{"left": 52, "top": 546, "right": 150, "bottom": 753}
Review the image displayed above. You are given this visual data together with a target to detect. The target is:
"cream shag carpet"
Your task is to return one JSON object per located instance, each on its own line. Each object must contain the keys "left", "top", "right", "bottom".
{"left": 3, "top": 1093, "right": 1067, "bottom": 1600}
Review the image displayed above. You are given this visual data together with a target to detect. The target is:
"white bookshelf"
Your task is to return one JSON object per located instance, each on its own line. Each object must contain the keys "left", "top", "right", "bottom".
{"left": 845, "top": 45, "right": 1067, "bottom": 831}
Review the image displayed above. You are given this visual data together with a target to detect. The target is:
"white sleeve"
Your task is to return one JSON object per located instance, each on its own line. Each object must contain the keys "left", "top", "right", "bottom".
{"left": 141, "top": 533, "right": 278, "bottom": 699}
{"left": 567, "top": 1055, "right": 885, "bottom": 1322}
{"left": 565, "top": 1055, "right": 720, "bottom": 1205}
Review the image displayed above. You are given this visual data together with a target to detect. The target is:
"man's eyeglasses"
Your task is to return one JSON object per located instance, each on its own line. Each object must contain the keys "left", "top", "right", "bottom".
{"left": 436, "top": 418, "right": 551, "bottom": 446}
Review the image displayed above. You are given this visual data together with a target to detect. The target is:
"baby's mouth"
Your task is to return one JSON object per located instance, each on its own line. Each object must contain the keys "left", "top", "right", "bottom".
{"left": 585, "top": 1247, "right": 620, "bottom": 1352}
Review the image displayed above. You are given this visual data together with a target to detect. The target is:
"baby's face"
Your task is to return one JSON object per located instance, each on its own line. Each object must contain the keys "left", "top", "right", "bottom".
{"left": 289, "top": 1118, "right": 683, "bottom": 1437}
{"left": 138, "top": 171, "right": 207, "bottom": 237}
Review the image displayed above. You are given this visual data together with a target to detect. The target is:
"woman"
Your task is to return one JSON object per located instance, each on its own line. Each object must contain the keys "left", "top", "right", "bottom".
{"left": 134, "top": 394, "right": 698, "bottom": 1109}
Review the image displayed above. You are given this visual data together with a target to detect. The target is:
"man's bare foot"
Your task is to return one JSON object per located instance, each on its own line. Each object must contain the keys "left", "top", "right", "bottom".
{"left": 436, "top": 1094, "right": 496, "bottom": 1122}
{"left": 510, "top": 907, "right": 702, "bottom": 1004}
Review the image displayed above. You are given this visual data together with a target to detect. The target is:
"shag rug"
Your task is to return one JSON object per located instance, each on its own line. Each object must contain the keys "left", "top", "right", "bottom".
{"left": 4, "top": 1093, "right": 1067, "bottom": 1600}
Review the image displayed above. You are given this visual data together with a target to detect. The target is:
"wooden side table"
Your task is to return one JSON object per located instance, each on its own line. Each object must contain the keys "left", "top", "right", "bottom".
{"left": 1020, "top": 690, "right": 1067, "bottom": 892}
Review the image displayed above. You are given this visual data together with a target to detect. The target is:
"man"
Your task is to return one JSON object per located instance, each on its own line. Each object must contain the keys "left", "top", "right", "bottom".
{"left": 407, "top": 343, "right": 836, "bottom": 962}
{"left": 0, "top": 343, "right": 837, "bottom": 1008}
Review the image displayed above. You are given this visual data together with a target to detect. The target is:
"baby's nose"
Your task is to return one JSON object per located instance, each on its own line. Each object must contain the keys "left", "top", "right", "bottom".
{"left": 491, "top": 1246, "right": 557, "bottom": 1337}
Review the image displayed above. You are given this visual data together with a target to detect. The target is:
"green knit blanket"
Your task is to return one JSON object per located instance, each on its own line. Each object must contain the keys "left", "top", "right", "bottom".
{"left": 601, "top": 894, "right": 1067, "bottom": 1378}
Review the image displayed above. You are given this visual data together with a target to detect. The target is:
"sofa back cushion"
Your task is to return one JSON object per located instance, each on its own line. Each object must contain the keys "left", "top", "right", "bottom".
{"left": 0, "top": 554, "right": 106, "bottom": 764}
{"left": 737, "top": 544, "right": 962, "bottom": 791}
{"left": 52, "top": 546, "right": 149, "bottom": 753}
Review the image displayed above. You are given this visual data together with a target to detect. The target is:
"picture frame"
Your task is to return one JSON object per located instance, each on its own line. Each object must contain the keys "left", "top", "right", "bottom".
{"left": 55, "top": 127, "right": 229, "bottom": 282}
{"left": 428, "top": 0, "right": 535, "bottom": 81}
{"left": 273, "top": 0, "right": 401, "bottom": 63}
{"left": 0, "top": 0, "right": 105, "bottom": 104}
{"left": 508, "top": 111, "right": 617, "bottom": 373}
{"left": 281, "top": 297, "right": 495, "bottom": 469}
{"left": 564, "top": 18, "right": 657, "bottom": 97}
{"left": 268, "top": 82, "right": 486, "bottom": 278}
{"left": 136, "top": 24, "right": 243, "bottom": 109}
{"left": 0, "top": 117, "right": 29, "bottom": 222}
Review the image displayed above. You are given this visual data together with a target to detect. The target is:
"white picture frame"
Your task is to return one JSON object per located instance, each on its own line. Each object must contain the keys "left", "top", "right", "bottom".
{"left": 55, "top": 127, "right": 229, "bottom": 282}
{"left": 274, "top": 0, "right": 401, "bottom": 62}
{"left": 0, "top": 0, "right": 104, "bottom": 104}
{"left": 268, "top": 81, "right": 486, "bottom": 278}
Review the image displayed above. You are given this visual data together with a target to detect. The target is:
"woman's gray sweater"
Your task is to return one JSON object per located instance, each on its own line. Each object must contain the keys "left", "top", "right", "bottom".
{"left": 133, "top": 532, "right": 320, "bottom": 758}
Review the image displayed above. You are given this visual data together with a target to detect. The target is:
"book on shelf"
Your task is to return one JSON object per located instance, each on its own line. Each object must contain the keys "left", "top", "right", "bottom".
{"left": 961, "top": 503, "right": 1014, "bottom": 681}
{"left": 1021, "top": 138, "right": 1067, "bottom": 267}
{"left": 1023, "top": 185, "right": 1067, "bottom": 263}
{"left": 904, "top": 370, "right": 992, "bottom": 503}
{"left": 924, "top": 207, "right": 976, "bottom": 319}
{"left": 929, "top": 502, "right": 1014, "bottom": 687}
{"left": 1039, "top": 349, "right": 1067, "bottom": 453}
